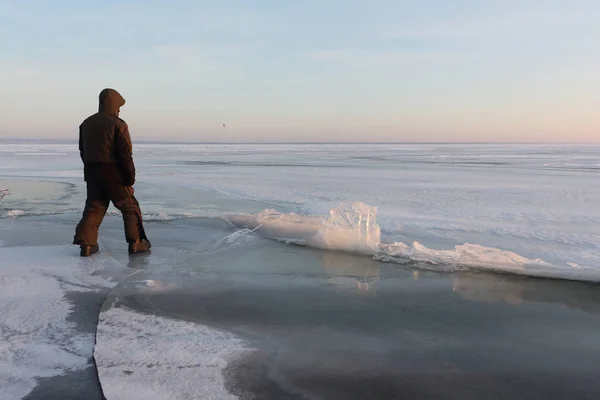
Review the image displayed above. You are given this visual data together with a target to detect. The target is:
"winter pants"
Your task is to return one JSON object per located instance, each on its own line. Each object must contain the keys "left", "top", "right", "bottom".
{"left": 73, "top": 183, "right": 145, "bottom": 246}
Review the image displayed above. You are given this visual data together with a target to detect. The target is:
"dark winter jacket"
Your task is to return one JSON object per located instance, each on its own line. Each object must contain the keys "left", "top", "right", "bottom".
{"left": 79, "top": 88, "right": 136, "bottom": 186}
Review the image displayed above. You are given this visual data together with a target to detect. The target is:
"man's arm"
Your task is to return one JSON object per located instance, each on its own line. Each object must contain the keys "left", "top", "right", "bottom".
{"left": 78, "top": 128, "right": 85, "bottom": 163}
{"left": 115, "top": 121, "right": 136, "bottom": 186}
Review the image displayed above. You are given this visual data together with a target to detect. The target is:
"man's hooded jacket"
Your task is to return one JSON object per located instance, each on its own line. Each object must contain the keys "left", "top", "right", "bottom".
{"left": 78, "top": 88, "right": 136, "bottom": 186}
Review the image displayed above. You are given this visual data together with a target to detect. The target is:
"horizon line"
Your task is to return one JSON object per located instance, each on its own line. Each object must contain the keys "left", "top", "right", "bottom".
{"left": 1, "top": 138, "right": 599, "bottom": 145}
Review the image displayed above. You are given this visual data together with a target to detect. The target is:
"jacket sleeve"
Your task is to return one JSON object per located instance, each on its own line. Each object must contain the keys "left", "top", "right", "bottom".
{"left": 115, "top": 121, "right": 136, "bottom": 186}
{"left": 78, "top": 128, "right": 85, "bottom": 163}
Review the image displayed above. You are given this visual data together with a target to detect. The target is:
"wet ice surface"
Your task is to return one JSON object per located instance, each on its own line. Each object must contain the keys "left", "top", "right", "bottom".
{"left": 1, "top": 141, "right": 600, "bottom": 399}
{"left": 0, "top": 211, "right": 254, "bottom": 400}
{"left": 3, "top": 214, "right": 599, "bottom": 399}
{"left": 0, "top": 179, "right": 82, "bottom": 219}
{"left": 101, "top": 217, "right": 600, "bottom": 399}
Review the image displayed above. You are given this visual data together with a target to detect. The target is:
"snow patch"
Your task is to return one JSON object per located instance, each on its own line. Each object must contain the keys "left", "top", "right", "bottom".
{"left": 6, "top": 210, "right": 25, "bottom": 219}
{"left": 0, "top": 245, "right": 119, "bottom": 400}
{"left": 95, "top": 306, "right": 250, "bottom": 400}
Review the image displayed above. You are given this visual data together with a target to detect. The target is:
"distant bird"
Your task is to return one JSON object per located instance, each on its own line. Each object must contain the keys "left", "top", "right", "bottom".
{"left": 222, "top": 123, "right": 226, "bottom": 128}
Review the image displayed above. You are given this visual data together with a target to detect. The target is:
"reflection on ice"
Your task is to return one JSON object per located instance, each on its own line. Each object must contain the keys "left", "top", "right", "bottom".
{"left": 453, "top": 272, "right": 600, "bottom": 312}
{"left": 453, "top": 273, "right": 525, "bottom": 306}
{"left": 320, "top": 251, "right": 380, "bottom": 296}
{"left": 128, "top": 279, "right": 177, "bottom": 293}
{"left": 127, "top": 252, "right": 152, "bottom": 269}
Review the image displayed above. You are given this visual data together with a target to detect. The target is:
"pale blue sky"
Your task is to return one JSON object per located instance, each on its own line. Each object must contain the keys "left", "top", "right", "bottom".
{"left": 1, "top": 0, "right": 599, "bottom": 142}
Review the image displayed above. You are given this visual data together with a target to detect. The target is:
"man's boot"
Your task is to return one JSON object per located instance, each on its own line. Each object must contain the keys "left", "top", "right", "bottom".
{"left": 129, "top": 239, "right": 151, "bottom": 254}
{"left": 80, "top": 244, "right": 99, "bottom": 257}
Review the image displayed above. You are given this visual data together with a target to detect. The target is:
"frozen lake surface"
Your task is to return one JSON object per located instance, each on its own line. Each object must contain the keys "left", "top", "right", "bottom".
{"left": 1, "top": 141, "right": 599, "bottom": 399}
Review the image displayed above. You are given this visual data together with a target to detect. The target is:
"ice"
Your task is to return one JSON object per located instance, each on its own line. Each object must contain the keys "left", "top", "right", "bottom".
{"left": 95, "top": 305, "right": 249, "bottom": 400}
{"left": 107, "top": 208, "right": 208, "bottom": 222}
{"left": 2, "top": 141, "right": 599, "bottom": 274}
{"left": 376, "top": 241, "right": 600, "bottom": 281}
{"left": 142, "top": 210, "right": 201, "bottom": 222}
{"left": 226, "top": 209, "right": 323, "bottom": 242}
{"left": 226, "top": 202, "right": 380, "bottom": 254}
{"left": 6, "top": 210, "right": 25, "bottom": 218}
{"left": 1, "top": 141, "right": 600, "bottom": 398}
{"left": 229, "top": 201, "right": 600, "bottom": 282}
{"left": 0, "top": 245, "right": 119, "bottom": 400}
{"left": 177, "top": 146, "right": 593, "bottom": 255}
{"left": 311, "top": 201, "right": 380, "bottom": 253}
{"left": 377, "top": 241, "right": 546, "bottom": 269}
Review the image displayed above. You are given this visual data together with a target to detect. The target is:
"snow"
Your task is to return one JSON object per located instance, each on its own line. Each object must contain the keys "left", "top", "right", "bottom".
{"left": 0, "top": 245, "right": 119, "bottom": 400}
{"left": 95, "top": 305, "right": 249, "bottom": 400}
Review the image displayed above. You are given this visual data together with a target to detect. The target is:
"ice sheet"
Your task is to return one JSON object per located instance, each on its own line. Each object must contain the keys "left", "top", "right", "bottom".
{"left": 136, "top": 143, "right": 600, "bottom": 270}
{"left": 1, "top": 141, "right": 599, "bottom": 399}
{"left": 0, "top": 245, "right": 119, "bottom": 400}
{"left": 95, "top": 305, "right": 249, "bottom": 400}
{"left": 93, "top": 238, "right": 600, "bottom": 400}
{"left": 1, "top": 142, "right": 599, "bottom": 282}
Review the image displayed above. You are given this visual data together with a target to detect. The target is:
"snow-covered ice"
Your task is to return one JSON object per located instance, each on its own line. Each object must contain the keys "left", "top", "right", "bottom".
{"left": 95, "top": 305, "right": 249, "bottom": 400}
{"left": 0, "top": 245, "right": 120, "bottom": 400}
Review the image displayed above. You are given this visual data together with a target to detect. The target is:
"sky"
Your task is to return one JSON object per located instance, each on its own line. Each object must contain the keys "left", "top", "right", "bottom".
{"left": 0, "top": 0, "right": 599, "bottom": 142}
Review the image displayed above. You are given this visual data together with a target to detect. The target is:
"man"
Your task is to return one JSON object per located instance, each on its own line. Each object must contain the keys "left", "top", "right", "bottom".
{"left": 73, "top": 88, "right": 151, "bottom": 257}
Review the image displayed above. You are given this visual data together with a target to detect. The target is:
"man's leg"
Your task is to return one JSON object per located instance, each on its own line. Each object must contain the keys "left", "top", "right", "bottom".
{"left": 73, "top": 183, "right": 109, "bottom": 247}
{"left": 130, "top": 193, "right": 148, "bottom": 241}
{"left": 107, "top": 185, "right": 150, "bottom": 252}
